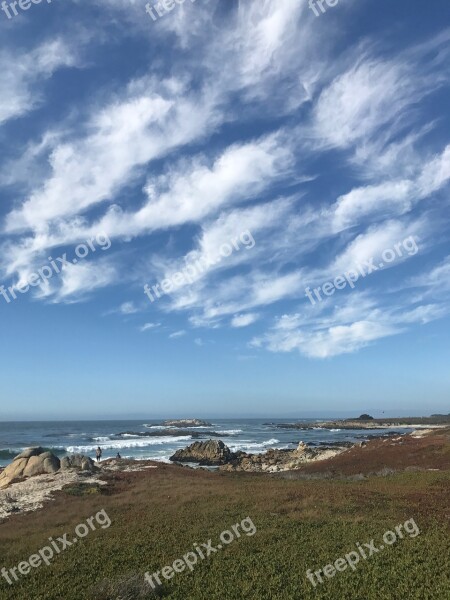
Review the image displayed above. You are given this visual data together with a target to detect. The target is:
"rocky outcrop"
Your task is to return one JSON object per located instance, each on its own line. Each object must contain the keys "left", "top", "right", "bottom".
{"left": 170, "top": 439, "right": 349, "bottom": 472}
{"left": 0, "top": 449, "right": 98, "bottom": 489}
{"left": 220, "top": 444, "right": 321, "bottom": 473}
{"left": 170, "top": 440, "right": 232, "bottom": 465}
{"left": 118, "top": 429, "right": 229, "bottom": 438}
{"left": 0, "top": 448, "right": 60, "bottom": 489}
{"left": 163, "top": 419, "right": 212, "bottom": 427}
{"left": 60, "top": 454, "right": 96, "bottom": 472}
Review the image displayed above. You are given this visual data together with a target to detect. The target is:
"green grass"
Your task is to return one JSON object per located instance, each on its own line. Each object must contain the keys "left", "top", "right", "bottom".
{"left": 0, "top": 466, "right": 448, "bottom": 599}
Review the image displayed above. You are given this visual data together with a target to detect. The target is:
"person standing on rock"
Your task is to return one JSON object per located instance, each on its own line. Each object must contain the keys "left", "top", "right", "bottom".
{"left": 96, "top": 447, "right": 102, "bottom": 463}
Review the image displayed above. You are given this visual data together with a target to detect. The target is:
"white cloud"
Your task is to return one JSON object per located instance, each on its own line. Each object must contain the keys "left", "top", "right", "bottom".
{"left": 169, "top": 330, "right": 186, "bottom": 339}
{"left": 145, "top": 197, "right": 291, "bottom": 293}
{"left": 126, "top": 131, "right": 294, "bottom": 234}
{"left": 310, "top": 36, "right": 449, "bottom": 153}
{"left": 329, "top": 219, "right": 424, "bottom": 277}
{"left": 171, "top": 269, "right": 304, "bottom": 326}
{"left": 231, "top": 313, "right": 260, "bottom": 328}
{"left": 251, "top": 291, "right": 445, "bottom": 359}
{"left": 407, "top": 256, "right": 450, "bottom": 302}
{"left": 4, "top": 90, "right": 175, "bottom": 232}
{"left": 332, "top": 145, "right": 450, "bottom": 230}
{"left": 2, "top": 129, "right": 295, "bottom": 285}
{"left": 51, "top": 260, "right": 117, "bottom": 302}
{"left": 119, "top": 301, "right": 139, "bottom": 315}
{"left": 0, "top": 39, "right": 79, "bottom": 127}
{"left": 1, "top": 2, "right": 449, "bottom": 361}
{"left": 140, "top": 322, "right": 161, "bottom": 332}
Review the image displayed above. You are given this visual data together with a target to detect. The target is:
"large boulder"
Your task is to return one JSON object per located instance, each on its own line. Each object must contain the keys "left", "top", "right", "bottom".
{"left": 14, "top": 447, "right": 46, "bottom": 460}
{"left": 170, "top": 440, "right": 233, "bottom": 465}
{"left": 23, "top": 452, "right": 60, "bottom": 477}
{"left": 0, "top": 448, "right": 61, "bottom": 489}
{"left": 60, "top": 454, "right": 96, "bottom": 472}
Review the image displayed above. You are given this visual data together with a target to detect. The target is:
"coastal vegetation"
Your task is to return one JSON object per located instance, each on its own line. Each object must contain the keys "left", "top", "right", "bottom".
{"left": 0, "top": 429, "right": 448, "bottom": 599}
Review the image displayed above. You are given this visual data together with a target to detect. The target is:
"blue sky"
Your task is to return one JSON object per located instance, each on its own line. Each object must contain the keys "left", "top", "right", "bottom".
{"left": 0, "top": 0, "right": 449, "bottom": 419}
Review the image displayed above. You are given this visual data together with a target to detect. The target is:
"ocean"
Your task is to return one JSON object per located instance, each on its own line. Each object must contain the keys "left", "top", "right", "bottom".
{"left": 0, "top": 419, "right": 414, "bottom": 467}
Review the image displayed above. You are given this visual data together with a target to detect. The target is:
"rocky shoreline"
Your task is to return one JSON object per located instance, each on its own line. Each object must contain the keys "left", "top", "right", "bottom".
{"left": 0, "top": 427, "right": 442, "bottom": 520}
{"left": 270, "top": 417, "right": 450, "bottom": 430}
{"left": 169, "top": 439, "right": 355, "bottom": 473}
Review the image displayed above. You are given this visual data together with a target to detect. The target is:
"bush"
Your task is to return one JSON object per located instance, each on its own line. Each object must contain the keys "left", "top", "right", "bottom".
{"left": 63, "top": 483, "right": 103, "bottom": 496}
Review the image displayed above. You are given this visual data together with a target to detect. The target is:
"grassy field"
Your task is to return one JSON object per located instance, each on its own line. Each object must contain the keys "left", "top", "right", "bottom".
{"left": 0, "top": 432, "right": 449, "bottom": 599}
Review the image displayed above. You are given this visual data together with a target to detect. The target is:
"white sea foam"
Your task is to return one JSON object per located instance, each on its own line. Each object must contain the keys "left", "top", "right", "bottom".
{"left": 120, "top": 455, "right": 172, "bottom": 463}
{"left": 216, "top": 429, "right": 243, "bottom": 435}
{"left": 66, "top": 436, "right": 192, "bottom": 453}
{"left": 150, "top": 456, "right": 172, "bottom": 463}
{"left": 93, "top": 436, "right": 111, "bottom": 442}
{"left": 228, "top": 438, "right": 281, "bottom": 452}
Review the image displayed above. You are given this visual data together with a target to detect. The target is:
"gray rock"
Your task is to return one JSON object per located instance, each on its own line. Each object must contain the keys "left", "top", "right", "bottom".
{"left": 14, "top": 447, "right": 46, "bottom": 460}
{"left": 43, "top": 455, "right": 62, "bottom": 474}
{"left": 60, "top": 454, "right": 96, "bottom": 471}
{"left": 170, "top": 440, "right": 233, "bottom": 465}
{"left": 163, "top": 419, "right": 212, "bottom": 427}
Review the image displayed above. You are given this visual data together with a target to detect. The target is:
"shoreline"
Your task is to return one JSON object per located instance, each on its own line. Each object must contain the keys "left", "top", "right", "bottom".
{"left": 1, "top": 427, "right": 444, "bottom": 521}
{"left": 270, "top": 419, "right": 450, "bottom": 431}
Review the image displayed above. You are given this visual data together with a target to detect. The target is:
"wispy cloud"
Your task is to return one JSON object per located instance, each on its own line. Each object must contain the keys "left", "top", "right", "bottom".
{"left": 169, "top": 330, "right": 186, "bottom": 339}
{"left": 251, "top": 291, "right": 446, "bottom": 358}
{"left": 0, "top": 39, "right": 79, "bottom": 127}
{"left": 1, "top": 2, "right": 449, "bottom": 361}
{"left": 140, "top": 322, "right": 161, "bottom": 332}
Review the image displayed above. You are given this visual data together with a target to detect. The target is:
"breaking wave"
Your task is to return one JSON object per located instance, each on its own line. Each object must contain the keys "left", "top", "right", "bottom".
{"left": 65, "top": 436, "right": 192, "bottom": 453}
{"left": 215, "top": 429, "right": 243, "bottom": 435}
{"left": 228, "top": 438, "right": 281, "bottom": 452}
